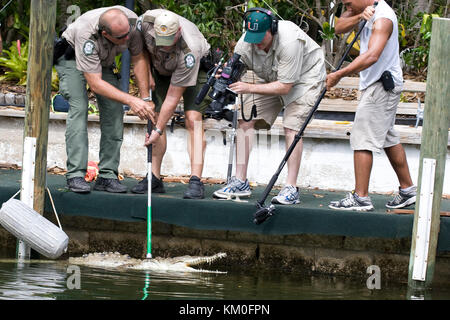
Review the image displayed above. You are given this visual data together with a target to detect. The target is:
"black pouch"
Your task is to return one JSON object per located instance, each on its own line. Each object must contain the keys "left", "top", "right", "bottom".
{"left": 53, "top": 37, "right": 69, "bottom": 65}
{"left": 379, "top": 70, "right": 395, "bottom": 91}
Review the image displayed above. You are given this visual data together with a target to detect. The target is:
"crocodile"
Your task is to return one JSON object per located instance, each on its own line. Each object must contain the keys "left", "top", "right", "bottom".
{"left": 68, "top": 252, "right": 227, "bottom": 273}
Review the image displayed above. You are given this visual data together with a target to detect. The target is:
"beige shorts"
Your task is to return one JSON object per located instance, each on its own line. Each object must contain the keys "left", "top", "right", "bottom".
{"left": 238, "top": 74, "right": 325, "bottom": 131}
{"left": 350, "top": 81, "right": 402, "bottom": 153}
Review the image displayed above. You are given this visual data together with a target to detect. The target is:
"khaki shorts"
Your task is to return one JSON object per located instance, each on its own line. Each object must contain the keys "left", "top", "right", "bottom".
{"left": 238, "top": 74, "right": 325, "bottom": 131}
{"left": 350, "top": 81, "right": 402, "bottom": 153}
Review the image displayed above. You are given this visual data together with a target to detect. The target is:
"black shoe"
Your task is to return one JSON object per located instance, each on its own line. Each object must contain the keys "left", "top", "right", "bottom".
{"left": 131, "top": 173, "right": 165, "bottom": 194}
{"left": 93, "top": 177, "right": 127, "bottom": 193}
{"left": 183, "top": 176, "right": 204, "bottom": 199}
{"left": 67, "top": 177, "right": 91, "bottom": 193}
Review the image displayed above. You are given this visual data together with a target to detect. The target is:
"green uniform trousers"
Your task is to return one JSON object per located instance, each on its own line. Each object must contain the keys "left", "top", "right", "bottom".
{"left": 55, "top": 57, "right": 124, "bottom": 180}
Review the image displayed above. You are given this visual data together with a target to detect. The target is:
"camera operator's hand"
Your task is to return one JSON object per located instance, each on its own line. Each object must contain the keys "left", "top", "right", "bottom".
{"left": 229, "top": 81, "right": 253, "bottom": 94}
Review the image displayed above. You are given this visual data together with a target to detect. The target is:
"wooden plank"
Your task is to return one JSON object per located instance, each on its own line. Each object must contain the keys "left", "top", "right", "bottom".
{"left": 337, "top": 77, "right": 426, "bottom": 93}
{"left": 317, "top": 99, "right": 421, "bottom": 115}
{"left": 2, "top": 109, "right": 448, "bottom": 146}
{"left": 0, "top": 99, "right": 422, "bottom": 116}
{"left": 386, "top": 209, "right": 450, "bottom": 217}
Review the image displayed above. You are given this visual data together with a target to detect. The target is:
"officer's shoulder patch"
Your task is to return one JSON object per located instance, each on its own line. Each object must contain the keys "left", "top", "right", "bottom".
{"left": 184, "top": 53, "right": 195, "bottom": 69}
{"left": 83, "top": 40, "right": 95, "bottom": 56}
{"left": 137, "top": 19, "right": 142, "bottom": 32}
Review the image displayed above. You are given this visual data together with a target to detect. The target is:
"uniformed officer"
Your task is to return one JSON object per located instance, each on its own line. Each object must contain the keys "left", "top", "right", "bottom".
{"left": 55, "top": 6, "right": 154, "bottom": 194}
{"left": 131, "top": 9, "right": 211, "bottom": 199}
{"left": 213, "top": 8, "right": 326, "bottom": 205}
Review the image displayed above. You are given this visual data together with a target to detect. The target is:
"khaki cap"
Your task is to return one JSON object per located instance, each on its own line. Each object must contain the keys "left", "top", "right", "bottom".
{"left": 154, "top": 10, "right": 180, "bottom": 46}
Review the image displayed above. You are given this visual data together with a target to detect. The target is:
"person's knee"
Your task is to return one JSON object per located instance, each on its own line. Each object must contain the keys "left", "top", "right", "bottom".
{"left": 238, "top": 119, "right": 256, "bottom": 131}
{"left": 185, "top": 111, "right": 203, "bottom": 131}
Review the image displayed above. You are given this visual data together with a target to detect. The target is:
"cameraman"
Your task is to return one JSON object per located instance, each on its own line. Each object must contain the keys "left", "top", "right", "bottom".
{"left": 132, "top": 9, "right": 211, "bottom": 199}
{"left": 213, "top": 8, "right": 326, "bottom": 205}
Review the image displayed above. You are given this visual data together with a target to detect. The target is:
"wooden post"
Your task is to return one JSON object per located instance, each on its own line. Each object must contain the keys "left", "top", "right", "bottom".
{"left": 408, "top": 18, "right": 450, "bottom": 290}
{"left": 18, "top": 0, "right": 56, "bottom": 258}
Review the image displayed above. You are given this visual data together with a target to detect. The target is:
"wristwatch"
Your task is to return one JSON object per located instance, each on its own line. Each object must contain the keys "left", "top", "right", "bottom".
{"left": 154, "top": 127, "right": 163, "bottom": 135}
{"left": 142, "top": 96, "right": 152, "bottom": 102}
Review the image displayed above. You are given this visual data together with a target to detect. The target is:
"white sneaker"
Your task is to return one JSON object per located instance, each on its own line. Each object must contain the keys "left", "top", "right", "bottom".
{"left": 271, "top": 185, "right": 301, "bottom": 205}
{"left": 213, "top": 176, "right": 251, "bottom": 199}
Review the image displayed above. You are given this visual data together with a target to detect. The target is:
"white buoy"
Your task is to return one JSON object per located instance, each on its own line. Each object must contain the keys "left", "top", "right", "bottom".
{"left": 0, "top": 199, "right": 68, "bottom": 259}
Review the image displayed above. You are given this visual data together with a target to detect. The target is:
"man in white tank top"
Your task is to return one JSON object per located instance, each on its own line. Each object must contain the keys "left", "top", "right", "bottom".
{"left": 326, "top": 0, "right": 416, "bottom": 211}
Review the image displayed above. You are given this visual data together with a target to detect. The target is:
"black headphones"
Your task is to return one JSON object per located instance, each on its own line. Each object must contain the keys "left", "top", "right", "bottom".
{"left": 244, "top": 7, "right": 278, "bottom": 35}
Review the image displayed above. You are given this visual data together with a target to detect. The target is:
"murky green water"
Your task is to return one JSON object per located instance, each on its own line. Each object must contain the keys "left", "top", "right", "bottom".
{"left": 0, "top": 253, "right": 449, "bottom": 300}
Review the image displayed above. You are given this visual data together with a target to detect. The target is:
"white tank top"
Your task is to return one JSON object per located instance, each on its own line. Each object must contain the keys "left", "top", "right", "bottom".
{"left": 359, "top": 0, "right": 403, "bottom": 90}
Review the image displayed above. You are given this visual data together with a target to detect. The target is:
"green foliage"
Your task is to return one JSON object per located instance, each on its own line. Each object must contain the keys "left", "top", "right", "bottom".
{"left": 0, "top": 40, "right": 59, "bottom": 91}
{"left": 319, "top": 22, "right": 335, "bottom": 41}
{"left": 403, "top": 13, "right": 439, "bottom": 72}
{"left": 0, "top": 41, "right": 29, "bottom": 85}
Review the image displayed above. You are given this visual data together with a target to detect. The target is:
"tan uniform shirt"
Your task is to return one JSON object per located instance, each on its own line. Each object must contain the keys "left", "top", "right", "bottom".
{"left": 138, "top": 9, "right": 210, "bottom": 87}
{"left": 62, "top": 5, "right": 143, "bottom": 74}
{"left": 235, "top": 20, "right": 326, "bottom": 106}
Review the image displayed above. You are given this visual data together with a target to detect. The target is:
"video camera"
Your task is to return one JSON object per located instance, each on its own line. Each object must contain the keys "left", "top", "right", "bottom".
{"left": 195, "top": 53, "right": 246, "bottom": 121}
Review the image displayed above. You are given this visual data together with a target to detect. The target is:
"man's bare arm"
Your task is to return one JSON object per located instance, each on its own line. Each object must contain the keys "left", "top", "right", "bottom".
{"left": 326, "top": 18, "right": 393, "bottom": 89}
{"left": 335, "top": 10, "right": 362, "bottom": 34}
{"left": 335, "top": 5, "right": 376, "bottom": 34}
{"left": 229, "top": 80, "right": 293, "bottom": 96}
{"left": 131, "top": 52, "right": 151, "bottom": 99}
{"left": 154, "top": 84, "right": 186, "bottom": 132}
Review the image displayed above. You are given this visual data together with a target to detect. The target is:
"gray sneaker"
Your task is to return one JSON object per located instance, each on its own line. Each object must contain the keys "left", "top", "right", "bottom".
{"left": 386, "top": 186, "right": 417, "bottom": 209}
{"left": 213, "top": 176, "right": 251, "bottom": 199}
{"left": 329, "top": 191, "right": 374, "bottom": 212}
{"left": 271, "top": 185, "right": 300, "bottom": 205}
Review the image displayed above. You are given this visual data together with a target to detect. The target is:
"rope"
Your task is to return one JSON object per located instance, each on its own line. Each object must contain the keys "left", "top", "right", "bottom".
{"left": 47, "top": 187, "right": 62, "bottom": 230}
{"left": 4, "top": 188, "right": 63, "bottom": 230}
{"left": 6, "top": 189, "right": 21, "bottom": 202}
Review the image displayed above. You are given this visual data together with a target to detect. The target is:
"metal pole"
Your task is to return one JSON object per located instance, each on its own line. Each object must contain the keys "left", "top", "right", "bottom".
{"left": 121, "top": 0, "right": 135, "bottom": 111}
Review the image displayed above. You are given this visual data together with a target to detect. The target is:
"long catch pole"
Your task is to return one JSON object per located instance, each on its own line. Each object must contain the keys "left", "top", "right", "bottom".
{"left": 146, "top": 91, "right": 153, "bottom": 259}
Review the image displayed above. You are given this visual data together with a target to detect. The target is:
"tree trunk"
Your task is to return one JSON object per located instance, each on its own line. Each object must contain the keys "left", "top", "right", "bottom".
{"left": 413, "top": 0, "right": 432, "bottom": 16}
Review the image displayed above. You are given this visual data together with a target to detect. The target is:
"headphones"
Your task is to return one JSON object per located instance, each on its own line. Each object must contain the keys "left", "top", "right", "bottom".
{"left": 244, "top": 7, "right": 278, "bottom": 35}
